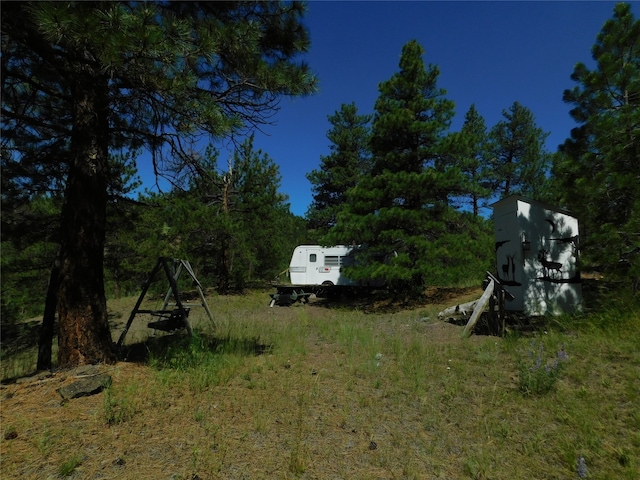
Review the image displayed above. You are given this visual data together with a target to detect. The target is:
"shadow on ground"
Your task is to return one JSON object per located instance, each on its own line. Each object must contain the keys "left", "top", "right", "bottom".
{"left": 118, "top": 333, "right": 272, "bottom": 365}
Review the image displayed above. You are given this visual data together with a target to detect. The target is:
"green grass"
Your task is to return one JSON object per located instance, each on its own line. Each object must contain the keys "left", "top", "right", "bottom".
{"left": 2, "top": 287, "right": 639, "bottom": 479}
{"left": 57, "top": 454, "right": 82, "bottom": 477}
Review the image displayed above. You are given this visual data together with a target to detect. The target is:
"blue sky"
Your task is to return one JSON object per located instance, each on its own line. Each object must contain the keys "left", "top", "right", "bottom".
{"left": 142, "top": 1, "right": 633, "bottom": 217}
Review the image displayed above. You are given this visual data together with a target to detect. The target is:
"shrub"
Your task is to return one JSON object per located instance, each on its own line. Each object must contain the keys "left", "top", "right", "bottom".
{"left": 517, "top": 340, "right": 569, "bottom": 395}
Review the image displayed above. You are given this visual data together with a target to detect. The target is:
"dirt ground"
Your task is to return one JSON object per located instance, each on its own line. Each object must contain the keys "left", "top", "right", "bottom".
{"left": 1, "top": 287, "right": 491, "bottom": 480}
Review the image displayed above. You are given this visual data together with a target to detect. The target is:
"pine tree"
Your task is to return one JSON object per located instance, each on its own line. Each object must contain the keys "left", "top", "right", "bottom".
{"left": 441, "top": 104, "right": 492, "bottom": 216}
{"left": 306, "top": 103, "right": 372, "bottom": 236}
{"left": 158, "top": 137, "right": 296, "bottom": 292}
{"left": 222, "top": 137, "right": 294, "bottom": 290}
{"left": 555, "top": 3, "right": 640, "bottom": 286}
{"left": 488, "top": 102, "right": 551, "bottom": 200}
{"left": 1, "top": 2, "right": 317, "bottom": 367}
{"left": 326, "top": 40, "right": 469, "bottom": 292}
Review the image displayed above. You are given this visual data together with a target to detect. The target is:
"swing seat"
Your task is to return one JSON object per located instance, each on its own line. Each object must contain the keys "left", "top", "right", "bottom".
{"left": 148, "top": 308, "right": 190, "bottom": 332}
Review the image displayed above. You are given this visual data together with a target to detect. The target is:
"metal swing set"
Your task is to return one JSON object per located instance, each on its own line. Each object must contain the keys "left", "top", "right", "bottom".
{"left": 115, "top": 257, "right": 215, "bottom": 351}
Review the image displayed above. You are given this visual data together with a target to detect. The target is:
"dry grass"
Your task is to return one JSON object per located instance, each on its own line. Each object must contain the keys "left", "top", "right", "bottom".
{"left": 1, "top": 287, "right": 639, "bottom": 480}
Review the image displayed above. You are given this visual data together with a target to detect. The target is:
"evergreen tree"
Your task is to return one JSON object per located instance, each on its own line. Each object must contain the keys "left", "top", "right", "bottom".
{"left": 220, "top": 137, "right": 294, "bottom": 291}
{"left": 488, "top": 102, "right": 551, "bottom": 200}
{"left": 306, "top": 103, "right": 372, "bottom": 235}
{"left": 1, "top": 2, "right": 317, "bottom": 367}
{"left": 0, "top": 194, "right": 61, "bottom": 323}
{"left": 158, "top": 137, "right": 298, "bottom": 293}
{"left": 555, "top": 3, "right": 640, "bottom": 286}
{"left": 103, "top": 150, "right": 144, "bottom": 298}
{"left": 441, "top": 104, "right": 492, "bottom": 216}
{"left": 326, "top": 40, "right": 475, "bottom": 292}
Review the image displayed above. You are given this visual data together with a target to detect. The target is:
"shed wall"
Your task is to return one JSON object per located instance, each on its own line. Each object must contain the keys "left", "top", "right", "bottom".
{"left": 493, "top": 197, "right": 582, "bottom": 316}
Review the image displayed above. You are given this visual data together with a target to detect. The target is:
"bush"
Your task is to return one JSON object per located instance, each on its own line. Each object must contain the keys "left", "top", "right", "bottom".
{"left": 517, "top": 339, "right": 569, "bottom": 395}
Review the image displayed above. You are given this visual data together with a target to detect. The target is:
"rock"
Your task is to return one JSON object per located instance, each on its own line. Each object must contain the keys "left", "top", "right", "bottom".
{"left": 15, "top": 370, "right": 54, "bottom": 384}
{"left": 57, "top": 374, "right": 112, "bottom": 400}
{"left": 69, "top": 364, "right": 103, "bottom": 377}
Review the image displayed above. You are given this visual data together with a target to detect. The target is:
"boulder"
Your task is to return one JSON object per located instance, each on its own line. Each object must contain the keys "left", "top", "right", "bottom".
{"left": 57, "top": 374, "right": 112, "bottom": 400}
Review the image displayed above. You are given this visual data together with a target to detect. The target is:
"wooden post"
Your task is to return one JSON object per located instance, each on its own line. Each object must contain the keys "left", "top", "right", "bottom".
{"left": 499, "top": 290, "right": 506, "bottom": 337}
{"left": 488, "top": 291, "right": 496, "bottom": 335}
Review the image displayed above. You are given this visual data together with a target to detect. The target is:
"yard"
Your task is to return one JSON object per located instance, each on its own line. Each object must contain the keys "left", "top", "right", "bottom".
{"left": 1, "top": 287, "right": 638, "bottom": 479}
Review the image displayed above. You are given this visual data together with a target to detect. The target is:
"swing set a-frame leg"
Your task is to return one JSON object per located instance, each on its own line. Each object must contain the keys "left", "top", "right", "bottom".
{"left": 116, "top": 258, "right": 164, "bottom": 350}
{"left": 159, "top": 258, "right": 192, "bottom": 336}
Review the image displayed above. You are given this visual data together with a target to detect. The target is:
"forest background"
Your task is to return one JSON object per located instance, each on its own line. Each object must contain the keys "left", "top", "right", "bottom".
{"left": 1, "top": 3, "right": 638, "bottom": 338}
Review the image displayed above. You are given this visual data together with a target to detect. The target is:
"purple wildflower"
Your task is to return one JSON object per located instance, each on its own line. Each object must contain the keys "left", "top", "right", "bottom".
{"left": 544, "top": 359, "right": 559, "bottom": 373}
{"left": 534, "top": 355, "right": 542, "bottom": 370}
{"left": 577, "top": 456, "right": 588, "bottom": 478}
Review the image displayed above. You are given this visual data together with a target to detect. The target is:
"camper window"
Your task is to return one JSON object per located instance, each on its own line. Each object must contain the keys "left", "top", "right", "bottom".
{"left": 309, "top": 254, "right": 317, "bottom": 262}
{"left": 325, "top": 256, "right": 340, "bottom": 267}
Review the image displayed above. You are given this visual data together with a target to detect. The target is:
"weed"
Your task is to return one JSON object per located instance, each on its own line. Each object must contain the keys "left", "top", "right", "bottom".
{"left": 191, "top": 447, "right": 201, "bottom": 472}
{"left": 36, "top": 427, "right": 54, "bottom": 457}
{"left": 194, "top": 408, "right": 205, "bottom": 423}
{"left": 58, "top": 454, "right": 82, "bottom": 477}
{"left": 102, "top": 384, "right": 138, "bottom": 425}
{"left": 288, "top": 443, "right": 308, "bottom": 476}
{"left": 517, "top": 339, "right": 569, "bottom": 395}
{"left": 463, "top": 448, "right": 492, "bottom": 479}
{"left": 289, "top": 391, "right": 310, "bottom": 476}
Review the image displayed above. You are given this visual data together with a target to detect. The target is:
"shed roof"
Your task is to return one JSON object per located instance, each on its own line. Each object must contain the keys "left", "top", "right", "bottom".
{"left": 490, "top": 194, "right": 575, "bottom": 217}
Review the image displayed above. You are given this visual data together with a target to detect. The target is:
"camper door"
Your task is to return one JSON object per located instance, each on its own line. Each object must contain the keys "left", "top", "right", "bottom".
{"left": 303, "top": 247, "right": 321, "bottom": 285}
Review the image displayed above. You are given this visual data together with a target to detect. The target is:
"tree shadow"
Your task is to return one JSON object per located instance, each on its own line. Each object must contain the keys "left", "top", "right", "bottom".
{"left": 0, "top": 320, "right": 42, "bottom": 358}
{"left": 118, "top": 333, "right": 272, "bottom": 365}
{"left": 309, "top": 286, "right": 481, "bottom": 314}
{"left": 446, "top": 311, "right": 552, "bottom": 337}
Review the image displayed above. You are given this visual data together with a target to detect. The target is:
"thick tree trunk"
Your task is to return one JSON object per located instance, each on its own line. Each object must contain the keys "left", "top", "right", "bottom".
{"left": 57, "top": 78, "right": 115, "bottom": 368}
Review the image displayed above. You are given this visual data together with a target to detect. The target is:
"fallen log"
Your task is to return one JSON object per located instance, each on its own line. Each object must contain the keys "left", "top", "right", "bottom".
{"left": 462, "top": 278, "right": 495, "bottom": 338}
{"left": 438, "top": 300, "right": 479, "bottom": 320}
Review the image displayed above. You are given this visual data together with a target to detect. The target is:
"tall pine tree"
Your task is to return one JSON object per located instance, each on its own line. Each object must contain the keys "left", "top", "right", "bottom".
{"left": 488, "top": 102, "right": 551, "bottom": 200}
{"left": 555, "top": 3, "right": 639, "bottom": 287}
{"left": 326, "top": 40, "right": 479, "bottom": 292}
{"left": 306, "top": 103, "right": 372, "bottom": 236}
{"left": 1, "top": 2, "right": 317, "bottom": 367}
{"left": 441, "top": 104, "right": 492, "bottom": 216}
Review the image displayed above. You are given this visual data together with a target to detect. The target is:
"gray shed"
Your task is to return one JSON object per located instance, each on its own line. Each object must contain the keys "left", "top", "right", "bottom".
{"left": 492, "top": 195, "right": 583, "bottom": 316}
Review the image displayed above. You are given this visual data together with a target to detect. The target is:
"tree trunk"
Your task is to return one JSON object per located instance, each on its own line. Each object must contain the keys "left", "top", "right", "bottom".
{"left": 218, "top": 235, "right": 231, "bottom": 293}
{"left": 57, "top": 77, "right": 115, "bottom": 368}
{"left": 37, "top": 257, "right": 60, "bottom": 371}
{"left": 217, "top": 171, "right": 233, "bottom": 293}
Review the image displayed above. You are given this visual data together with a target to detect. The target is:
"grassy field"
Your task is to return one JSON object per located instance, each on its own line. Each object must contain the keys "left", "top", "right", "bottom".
{"left": 1, "top": 286, "right": 639, "bottom": 479}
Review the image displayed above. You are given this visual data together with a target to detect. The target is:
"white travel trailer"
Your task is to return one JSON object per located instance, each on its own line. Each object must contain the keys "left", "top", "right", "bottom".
{"left": 492, "top": 195, "right": 583, "bottom": 316}
{"left": 288, "top": 245, "right": 359, "bottom": 287}
{"left": 270, "top": 245, "right": 385, "bottom": 305}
